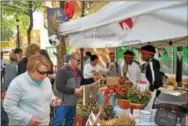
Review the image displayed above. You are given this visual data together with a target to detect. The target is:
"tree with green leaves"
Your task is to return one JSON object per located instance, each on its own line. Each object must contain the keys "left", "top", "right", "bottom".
{"left": 1, "top": 14, "right": 15, "bottom": 41}
{"left": 1, "top": 1, "right": 42, "bottom": 44}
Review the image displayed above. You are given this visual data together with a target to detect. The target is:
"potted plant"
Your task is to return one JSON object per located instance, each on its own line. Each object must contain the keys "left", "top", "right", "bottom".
{"left": 100, "top": 105, "right": 115, "bottom": 120}
{"left": 115, "top": 87, "right": 130, "bottom": 109}
{"left": 127, "top": 89, "right": 151, "bottom": 110}
{"left": 76, "top": 109, "right": 89, "bottom": 126}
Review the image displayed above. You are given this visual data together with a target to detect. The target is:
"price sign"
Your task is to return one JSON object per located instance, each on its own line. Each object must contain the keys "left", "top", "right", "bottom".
{"left": 155, "top": 109, "right": 177, "bottom": 126}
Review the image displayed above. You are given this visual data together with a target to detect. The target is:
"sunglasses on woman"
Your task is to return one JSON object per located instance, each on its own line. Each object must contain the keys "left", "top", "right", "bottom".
{"left": 37, "top": 69, "right": 49, "bottom": 75}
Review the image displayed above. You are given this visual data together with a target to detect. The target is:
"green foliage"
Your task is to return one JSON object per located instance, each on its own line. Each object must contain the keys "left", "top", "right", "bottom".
{"left": 100, "top": 105, "right": 115, "bottom": 120}
{"left": 126, "top": 92, "right": 150, "bottom": 104}
{"left": 79, "top": 109, "right": 89, "bottom": 118}
{"left": 1, "top": 15, "right": 15, "bottom": 41}
{"left": 115, "top": 90, "right": 127, "bottom": 99}
{"left": 1, "top": 1, "right": 42, "bottom": 42}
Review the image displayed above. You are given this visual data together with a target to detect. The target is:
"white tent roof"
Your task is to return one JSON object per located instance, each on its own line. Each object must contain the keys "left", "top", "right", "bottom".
{"left": 60, "top": 1, "right": 188, "bottom": 48}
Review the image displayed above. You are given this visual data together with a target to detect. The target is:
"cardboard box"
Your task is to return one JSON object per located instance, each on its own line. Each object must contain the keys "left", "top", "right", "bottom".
{"left": 100, "top": 76, "right": 120, "bottom": 85}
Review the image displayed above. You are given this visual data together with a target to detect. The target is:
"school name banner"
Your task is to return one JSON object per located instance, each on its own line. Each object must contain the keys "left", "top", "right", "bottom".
{"left": 60, "top": 1, "right": 187, "bottom": 48}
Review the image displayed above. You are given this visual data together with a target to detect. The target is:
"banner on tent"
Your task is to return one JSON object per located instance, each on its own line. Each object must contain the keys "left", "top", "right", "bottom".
{"left": 167, "top": 50, "right": 173, "bottom": 58}
{"left": 158, "top": 49, "right": 165, "bottom": 57}
{"left": 69, "top": 17, "right": 144, "bottom": 47}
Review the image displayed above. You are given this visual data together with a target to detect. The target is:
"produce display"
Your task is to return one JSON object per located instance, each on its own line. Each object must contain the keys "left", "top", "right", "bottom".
{"left": 163, "top": 79, "right": 177, "bottom": 90}
{"left": 85, "top": 75, "right": 154, "bottom": 125}
{"left": 99, "top": 114, "right": 135, "bottom": 126}
{"left": 126, "top": 88, "right": 151, "bottom": 104}
{"left": 100, "top": 105, "right": 116, "bottom": 120}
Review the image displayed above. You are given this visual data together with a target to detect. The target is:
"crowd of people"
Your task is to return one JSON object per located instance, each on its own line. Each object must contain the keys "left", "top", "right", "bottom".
{"left": 1, "top": 43, "right": 164, "bottom": 126}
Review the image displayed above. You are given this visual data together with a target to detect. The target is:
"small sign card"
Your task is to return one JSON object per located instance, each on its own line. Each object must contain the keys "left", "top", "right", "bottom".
{"left": 155, "top": 109, "right": 177, "bottom": 126}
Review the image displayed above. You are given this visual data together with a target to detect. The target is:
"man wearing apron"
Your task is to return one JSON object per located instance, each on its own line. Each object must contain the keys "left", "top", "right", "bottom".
{"left": 140, "top": 45, "right": 163, "bottom": 109}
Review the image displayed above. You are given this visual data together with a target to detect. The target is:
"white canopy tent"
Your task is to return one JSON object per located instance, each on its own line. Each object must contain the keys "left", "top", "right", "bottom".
{"left": 60, "top": 1, "right": 187, "bottom": 48}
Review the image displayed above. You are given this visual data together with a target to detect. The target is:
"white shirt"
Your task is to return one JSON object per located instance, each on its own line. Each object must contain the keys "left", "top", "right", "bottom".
{"left": 126, "top": 62, "right": 141, "bottom": 86}
{"left": 83, "top": 63, "right": 107, "bottom": 79}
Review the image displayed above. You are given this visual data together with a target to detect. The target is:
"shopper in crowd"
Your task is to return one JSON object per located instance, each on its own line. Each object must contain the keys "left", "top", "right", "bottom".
{"left": 1, "top": 51, "right": 19, "bottom": 126}
{"left": 17, "top": 43, "right": 40, "bottom": 75}
{"left": 4, "top": 55, "right": 62, "bottom": 126}
{"left": 2, "top": 52, "right": 19, "bottom": 96}
{"left": 14, "top": 48, "right": 23, "bottom": 62}
{"left": 106, "top": 52, "right": 120, "bottom": 76}
{"left": 83, "top": 55, "right": 110, "bottom": 106}
{"left": 52, "top": 52, "right": 85, "bottom": 126}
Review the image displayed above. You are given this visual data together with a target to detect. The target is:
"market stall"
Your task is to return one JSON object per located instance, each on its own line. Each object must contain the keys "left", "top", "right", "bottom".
{"left": 59, "top": 1, "right": 188, "bottom": 126}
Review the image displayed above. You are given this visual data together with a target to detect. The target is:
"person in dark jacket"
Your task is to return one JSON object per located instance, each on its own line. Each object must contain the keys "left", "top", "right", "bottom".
{"left": 52, "top": 52, "right": 94, "bottom": 126}
{"left": 140, "top": 45, "right": 162, "bottom": 92}
{"left": 14, "top": 48, "right": 23, "bottom": 62}
{"left": 17, "top": 44, "right": 40, "bottom": 75}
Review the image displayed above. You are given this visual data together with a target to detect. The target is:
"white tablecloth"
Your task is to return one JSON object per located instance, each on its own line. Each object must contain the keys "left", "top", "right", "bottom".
{"left": 113, "top": 105, "right": 181, "bottom": 126}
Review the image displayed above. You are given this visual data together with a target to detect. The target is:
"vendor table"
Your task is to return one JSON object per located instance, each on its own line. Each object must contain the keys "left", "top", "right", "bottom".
{"left": 113, "top": 105, "right": 182, "bottom": 126}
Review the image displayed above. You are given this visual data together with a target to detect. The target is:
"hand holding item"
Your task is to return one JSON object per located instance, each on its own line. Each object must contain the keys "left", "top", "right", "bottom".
{"left": 29, "top": 116, "right": 41, "bottom": 126}
{"left": 52, "top": 97, "right": 62, "bottom": 107}
{"left": 75, "top": 86, "right": 83, "bottom": 95}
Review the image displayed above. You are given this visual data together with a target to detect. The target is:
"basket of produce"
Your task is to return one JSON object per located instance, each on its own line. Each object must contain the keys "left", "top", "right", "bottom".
{"left": 99, "top": 114, "right": 135, "bottom": 126}
{"left": 114, "top": 86, "right": 131, "bottom": 109}
{"left": 163, "top": 79, "right": 177, "bottom": 90}
{"left": 127, "top": 89, "right": 151, "bottom": 110}
{"left": 86, "top": 105, "right": 115, "bottom": 126}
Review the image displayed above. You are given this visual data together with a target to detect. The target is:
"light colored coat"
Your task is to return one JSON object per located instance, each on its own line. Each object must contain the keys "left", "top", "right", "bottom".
{"left": 3, "top": 72, "right": 56, "bottom": 125}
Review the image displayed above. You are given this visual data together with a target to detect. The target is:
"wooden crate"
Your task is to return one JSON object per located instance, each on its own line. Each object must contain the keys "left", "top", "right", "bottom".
{"left": 100, "top": 76, "right": 120, "bottom": 86}
{"left": 85, "top": 108, "right": 103, "bottom": 126}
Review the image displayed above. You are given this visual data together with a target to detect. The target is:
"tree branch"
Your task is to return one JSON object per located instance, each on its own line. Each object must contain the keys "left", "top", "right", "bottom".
{"left": 1, "top": 4, "right": 29, "bottom": 15}
{"left": 32, "top": 2, "right": 41, "bottom": 13}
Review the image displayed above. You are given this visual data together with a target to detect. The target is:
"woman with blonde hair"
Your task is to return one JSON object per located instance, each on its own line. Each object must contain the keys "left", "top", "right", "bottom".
{"left": 18, "top": 43, "right": 40, "bottom": 75}
{"left": 3, "top": 55, "right": 62, "bottom": 126}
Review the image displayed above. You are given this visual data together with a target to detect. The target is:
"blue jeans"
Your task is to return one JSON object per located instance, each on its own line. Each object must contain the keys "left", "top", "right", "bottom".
{"left": 51, "top": 106, "right": 76, "bottom": 126}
